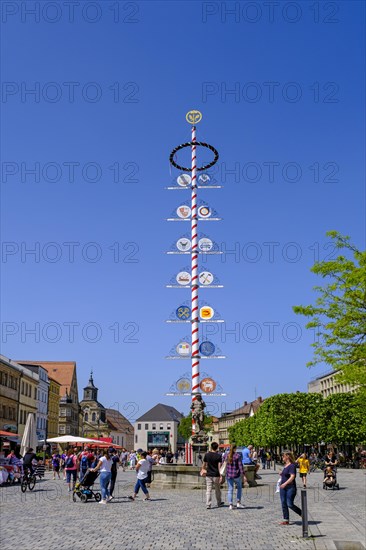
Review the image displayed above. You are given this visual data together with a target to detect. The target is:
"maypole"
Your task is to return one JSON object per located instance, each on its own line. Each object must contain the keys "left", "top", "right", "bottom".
{"left": 168, "top": 110, "right": 219, "bottom": 446}
{"left": 190, "top": 123, "right": 200, "bottom": 434}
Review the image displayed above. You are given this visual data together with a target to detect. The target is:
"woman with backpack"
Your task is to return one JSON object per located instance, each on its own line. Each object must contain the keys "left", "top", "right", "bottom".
{"left": 64, "top": 449, "right": 78, "bottom": 491}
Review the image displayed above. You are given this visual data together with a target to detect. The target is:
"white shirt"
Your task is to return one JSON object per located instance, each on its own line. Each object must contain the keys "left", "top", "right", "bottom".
{"left": 137, "top": 459, "right": 149, "bottom": 480}
{"left": 99, "top": 456, "right": 112, "bottom": 473}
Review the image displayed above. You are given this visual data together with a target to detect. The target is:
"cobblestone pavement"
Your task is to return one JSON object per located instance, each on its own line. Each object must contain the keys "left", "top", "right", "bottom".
{"left": 0, "top": 468, "right": 365, "bottom": 550}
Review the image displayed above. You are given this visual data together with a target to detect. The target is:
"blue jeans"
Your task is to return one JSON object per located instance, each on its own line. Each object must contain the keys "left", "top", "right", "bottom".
{"left": 134, "top": 478, "right": 148, "bottom": 495}
{"left": 227, "top": 476, "right": 242, "bottom": 504}
{"left": 280, "top": 484, "right": 302, "bottom": 521}
{"left": 99, "top": 471, "right": 111, "bottom": 500}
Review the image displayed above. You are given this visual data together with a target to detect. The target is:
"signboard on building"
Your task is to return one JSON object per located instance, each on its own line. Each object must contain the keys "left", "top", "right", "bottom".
{"left": 147, "top": 431, "right": 169, "bottom": 448}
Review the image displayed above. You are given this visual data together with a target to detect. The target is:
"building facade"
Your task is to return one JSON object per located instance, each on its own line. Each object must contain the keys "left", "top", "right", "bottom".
{"left": 308, "top": 370, "right": 358, "bottom": 398}
{"left": 134, "top": 403, "right": 183, "bottom": 452}
{"left": 0, "top": 355, "right": 21, "bottom": 434}
{"left": 47, "top": 377, "right": 61, "bottom": 439}
{"left": 18, "top": 360, "right": 80, "bottom": 436}
{"left": 217, "top": 397, "right": 264, "bottom": 447}
{"left": 80, "top": 373, "right": 110, "bottom": 438}
{"left": 14, "top": 363, "right": 39, "bottom": 437}
{"left": 106, "top": 408, "right": 134, "bottom": 449}
{"left": 19, "top": 364, "right": 50, "bottom": 443}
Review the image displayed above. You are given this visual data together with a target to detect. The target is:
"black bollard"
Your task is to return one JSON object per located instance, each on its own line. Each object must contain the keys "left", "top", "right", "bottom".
{"left": 301, "top": 489, "right": 309, "bottom": 538}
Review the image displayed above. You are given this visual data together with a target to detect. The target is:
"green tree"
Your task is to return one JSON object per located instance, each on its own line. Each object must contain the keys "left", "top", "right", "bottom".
{"left": 293, "top": 231, "right": 366, "bottom": 395}
{"left": 178, "top": 413, "right": 212, "bottom": 441}
{"left": 229, "top": 393, "right": 324, "bottom": 448}
{"left": 323, "top": 394, "right": 366, "bottom": 444}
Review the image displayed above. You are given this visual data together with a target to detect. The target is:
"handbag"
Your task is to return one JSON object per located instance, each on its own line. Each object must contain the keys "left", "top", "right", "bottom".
{"left": 219, "top": 460, "right": 227, "bottom": 476}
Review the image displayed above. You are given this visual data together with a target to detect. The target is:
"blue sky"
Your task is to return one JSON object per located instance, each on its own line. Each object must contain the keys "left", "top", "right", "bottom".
{"left": 1, "top": 1, "right": 365, "bottom": 423}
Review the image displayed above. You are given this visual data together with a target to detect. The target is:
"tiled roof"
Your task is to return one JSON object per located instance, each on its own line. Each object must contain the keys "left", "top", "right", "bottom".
{"left": 136, "top": 403, "right": 183, "bottom": 423}
{"left": 17, "top": 360, "right": 76, "bottom": 397}
{"left": 224, "top": 397, "right": 265, "bottom": 418}
{"left": 106, "top": 409, "right": 133, "bottom": 431}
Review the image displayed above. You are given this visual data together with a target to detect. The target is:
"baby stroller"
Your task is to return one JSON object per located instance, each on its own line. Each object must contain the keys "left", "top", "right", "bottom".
{"left": 323, "top": 466, "right": 339, "bottom": 490}
{"left": 72, "top": 469, "right": 102, "bottom": 503}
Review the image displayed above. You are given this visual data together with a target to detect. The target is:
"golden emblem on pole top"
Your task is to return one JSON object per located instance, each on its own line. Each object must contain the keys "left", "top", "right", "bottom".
{"left": 186, "top": 110, "right": 202, "bottom": 124}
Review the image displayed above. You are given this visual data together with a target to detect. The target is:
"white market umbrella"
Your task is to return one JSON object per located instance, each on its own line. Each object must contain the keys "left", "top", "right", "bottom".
{"left": 21, "top": 413, "right": 38, "bottom": 456}
{"left": 46, "top": 435, "right": 107, "bottom": 444}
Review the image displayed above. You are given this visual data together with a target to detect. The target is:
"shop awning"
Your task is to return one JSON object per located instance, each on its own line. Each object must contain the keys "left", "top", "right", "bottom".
{"left": 0, "top": 430, "right": 20, "bottom": 437}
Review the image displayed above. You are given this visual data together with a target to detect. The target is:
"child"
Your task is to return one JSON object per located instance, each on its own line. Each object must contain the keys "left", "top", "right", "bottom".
{"left": 296, "top": 453, "right": 310, "bottom": 488}
{"left": 324, "top": 466, "right": 335, "bottom": 486}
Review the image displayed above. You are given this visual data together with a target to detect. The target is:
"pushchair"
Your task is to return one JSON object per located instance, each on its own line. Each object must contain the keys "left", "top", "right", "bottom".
{"left": 323, "top": 466, "right": 339, "bottom": 490}
{"left": 72, "top": 469, "right": 102, "bottom": 503}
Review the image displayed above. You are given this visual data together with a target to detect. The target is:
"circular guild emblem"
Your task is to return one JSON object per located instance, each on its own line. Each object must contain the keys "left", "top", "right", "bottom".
{"left": 177, "top": 174, "right": 191, "bottom": 187}
{"left": 198, "top": 238, "right": 213, "bottom": 252}
{"left": 176, "top": 271, "right": 191, "bottom": 285}
{"left": 200, "top": 341, "right": 215, "bottom": 356}
{"left": 176, "top": 238, "right": 191, "bottom": 252}
{"left": 198, "top": 173, "right": 211, "bottom": 184}
{"left": 176, "top": 306, "right": 191, "bottom": 320}
{"left": 177, "top": 378, "right": 191, "bottom": 392}
{"left": 200, "top": 378, "right": 216, "bottom": 393}
{"left": 177, "top": 205, "right": 191, "bottom": 219}
{"left": 176, "top": 342, "right": 191, "bottom": 356}
{"left": 200, "top": 306, "right": 214, "bottom": 320}
{"left": 199, "top": 271, "right": 214, "bottom": 285}
{"left": 186, "top": 110, "right": 202, "bottom": 124}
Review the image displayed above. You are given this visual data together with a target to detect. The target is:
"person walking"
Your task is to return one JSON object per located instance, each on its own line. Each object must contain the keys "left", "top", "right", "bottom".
{"left": 51, "top": 452, "right": 61, "bottom": 480}
{"left": 129, "top": 450, "right": 137, "bottom": 470}
{"left": 92, "top": 449, "right": 112, "bottom": 504}
{"left": 128, "top": 451, "right": 151, "bottom": 501}
{"left": 226, "top": 444, "right": 244, "bottom": 510}
{"left": 296, "top": 453, "right": 310, "bottom": 488}
{"left": 109, "top": 449, "right": 120, "bottom": 500}
{"left": 64, "top": 449, "right": 78, "bottom": 491}
{"left": 279, "top": 450, "right": 302, "bottom": 525}
{"left": 202, "top": 442, "right": 223, "bottom": 510}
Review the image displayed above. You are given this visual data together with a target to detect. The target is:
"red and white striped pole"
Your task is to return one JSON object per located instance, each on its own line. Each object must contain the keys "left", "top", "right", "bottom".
{"left": 191, "top": 125, "right": 200, "bottom": 435}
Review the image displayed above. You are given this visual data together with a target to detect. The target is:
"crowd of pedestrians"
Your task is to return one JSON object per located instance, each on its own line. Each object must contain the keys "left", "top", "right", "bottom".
{"left": 47, "top": 446, "right": 174, "bottom": 504}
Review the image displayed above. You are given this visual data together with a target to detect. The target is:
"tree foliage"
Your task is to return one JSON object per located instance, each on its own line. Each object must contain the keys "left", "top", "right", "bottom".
{"left": 178, "top": 413, "right": 212, "bottom": 441}
{"left": 228, "top": 392, "right": 366, "bottom": 447}
{"left": 293, "top": 231, "right": 366, "bottom": 394}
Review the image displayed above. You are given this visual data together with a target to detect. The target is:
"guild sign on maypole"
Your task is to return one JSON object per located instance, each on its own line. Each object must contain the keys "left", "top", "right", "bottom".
{"left": 167, "top": 111, "right": 221, "bottom": 443}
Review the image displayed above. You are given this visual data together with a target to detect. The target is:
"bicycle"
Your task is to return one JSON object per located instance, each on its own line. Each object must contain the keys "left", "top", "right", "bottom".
{"left": 21, "top": 469, "right": 37, "bottom": 493}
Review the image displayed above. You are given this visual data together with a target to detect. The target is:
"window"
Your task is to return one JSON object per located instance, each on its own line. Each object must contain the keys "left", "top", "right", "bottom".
{"left": 167, "top": 424, "right": 171, "bottom": 430}
{"left": 84, "top": 412, "right": 89, "bottom": 422}
{"left": 137, "top": 423, "right": 141, "bottom": 430}
{"left": 21, "top": 381, "right": 24, "bottom": 394}
{"left": 152, "top": 424, "right": 156, "bottom": 430}
{"left": 135, "top": 435, "right": 138, "bottom": 443}
{"left": 59, "top": 425, "right": 66, "bottom": 434}
{"left": 0, "top": 372, "right": 2, "bottom": 385}
{"left": 160, "top": 424, "right": 164, "bottom": 430}
{"left": 145, "top": 423, "right": 148, "bottom": 430}
{"left": 9, "top": 376, "right": 13, "bottom": 388}
{"left": 60, "top": 409, "right": 66, "bottom": 417}
{"left": 92, "top": 412, "right": 96, "bottom": 422}
{"left": 3, "top": 373, "right": 7, "bottom": 386}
